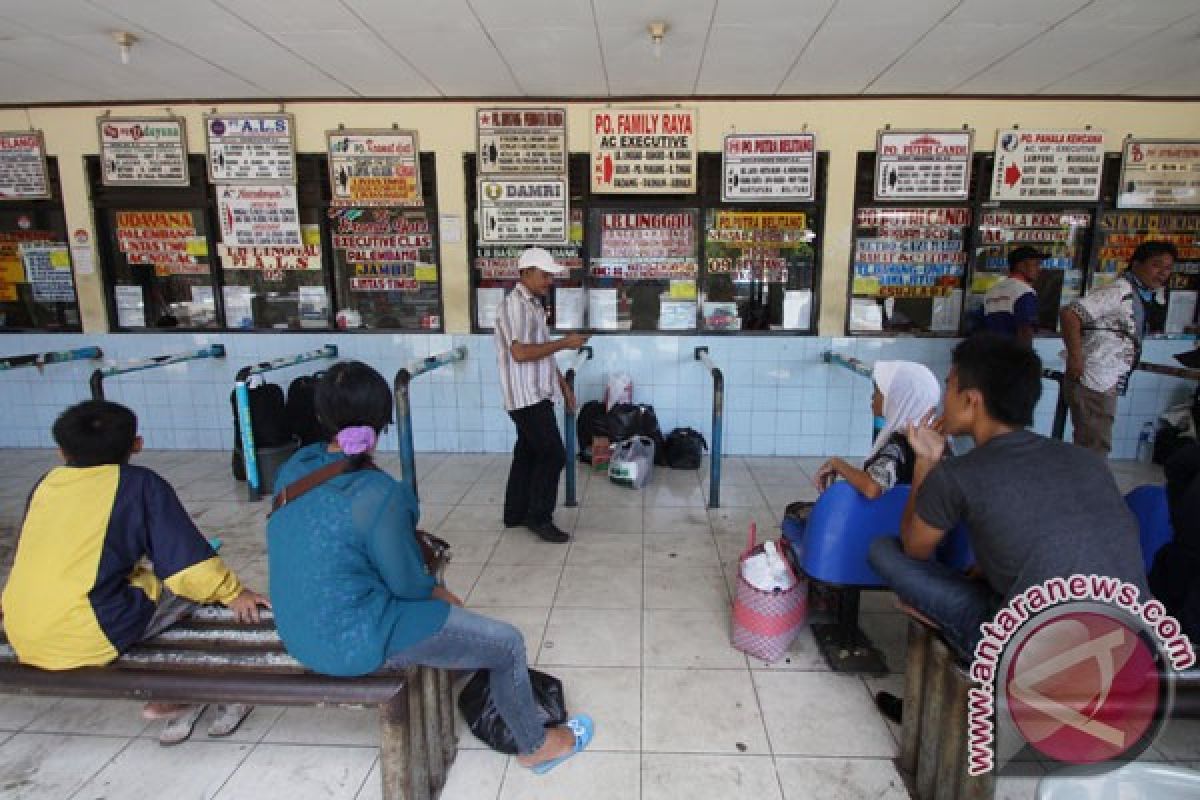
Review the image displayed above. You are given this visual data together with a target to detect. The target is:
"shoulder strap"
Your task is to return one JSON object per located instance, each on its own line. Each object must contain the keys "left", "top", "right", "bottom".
{"left": 271, "top": 456, "right": 377, "bottom": 515}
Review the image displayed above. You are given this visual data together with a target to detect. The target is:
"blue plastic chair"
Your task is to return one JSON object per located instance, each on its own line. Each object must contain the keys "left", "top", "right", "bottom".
{"left": 1125, "top": 484, "right": 1174, "bottom": 573}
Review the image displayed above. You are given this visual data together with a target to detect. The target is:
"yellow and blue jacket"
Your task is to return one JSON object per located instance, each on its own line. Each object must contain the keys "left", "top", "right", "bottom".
{"left": 1, "top": 464, "right": 243, "bottom": 670}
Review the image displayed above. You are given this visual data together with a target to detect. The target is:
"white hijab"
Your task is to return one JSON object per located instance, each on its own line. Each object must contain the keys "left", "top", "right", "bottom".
{"left": 866, "top": 361, "right": 941, "bottom": 462}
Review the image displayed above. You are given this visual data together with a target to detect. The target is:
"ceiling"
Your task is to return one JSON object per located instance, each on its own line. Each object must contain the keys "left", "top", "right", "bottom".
{"left": 1, "top": 0, "right": 1199, "bottom": 104}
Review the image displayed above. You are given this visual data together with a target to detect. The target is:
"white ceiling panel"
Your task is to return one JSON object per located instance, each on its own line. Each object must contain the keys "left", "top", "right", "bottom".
{"left": 593, "top": 0, "right": 717, "bottom": 33}
{"left": 0, "top": 35, "right": 180, "bottom": 99}
{"left": 778, "top": 21, "right": 938, "bottom": 94}
{"left": 823, "top": 0, "right": 959, "bottom": 27}
{"left": 0, "top": 17, "right": 33, "bottom": 38}
{"left": 183, "top": 32, "right": 356, "bottom": 96}
{"left": 343, "top": 0, "right": 480, "bottom": 33}
{"left": 953, "top": 24, "right": 1162, "bottom": 94}
{"left": 1127, "top": 65, "right": 1200, "bottom": 97}
{"left": 213, "top": 0, "right": 363, "bottom": 34}
{"left": 868, "top": 22, "right": 1046, "bottom": 93}
{"left": 388, "top": 28, "right": 520, "bottom": 96}
{"left": 712, "top": 0, "right": 836, "bottom": 27}
{"left": 0, "top": 0, "right": 132, "bottom": 36}
{"left": 1079, "top": 0, "right": 1200, "bottom": 28}
{"left": 947, "top": 0, "right": 1090, "bottom": 25}
{"left": 471, "top": 0, "right": 596, "bottom": 30}
{"left": 276, "top": 31, "right": 438, "bottom": 97}
{"left": 489, "top": 26, "right": 606, "bottom": 96}
{"left": 599, "top": 25, "right": 708, "bottom": 95}
{"left": 696, "top": 25, "right": 814, "bottom": 95}
{"left": 0, "top": 57, "right": 94, "bottom": 103}
{"left": 1041, "top": 22, "right": 1200, "bottom": 94}
{"left": 89, "top": 0, "right": 253, "bottom": 40}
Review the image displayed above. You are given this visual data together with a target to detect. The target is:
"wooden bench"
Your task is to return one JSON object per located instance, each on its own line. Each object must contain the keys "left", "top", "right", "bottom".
{"left": 0, "top": 606, "right": 457, "bottom": 800}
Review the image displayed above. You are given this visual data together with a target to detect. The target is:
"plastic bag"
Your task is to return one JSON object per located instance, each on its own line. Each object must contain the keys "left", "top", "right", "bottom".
{"left": 457, "top": 668, "right": 567, "bottom": 754}
{"left": 605, "top": 372, "right": 633, "bottom": 410}
{"left": 609, "top": 435, "right": 655, "bottom": 489}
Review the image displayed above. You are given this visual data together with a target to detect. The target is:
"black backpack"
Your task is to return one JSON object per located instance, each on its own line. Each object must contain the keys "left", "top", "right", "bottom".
{"left": 286, "top": 373, "right": 325, "bottom": 447}
{"left": 230, "top": 382, "right": 291, "bottom": 480}
{"left": 665, "top": 427, "right": 708, "bottom": 469}
{"left": 576, "top": 400, "right": 606, "bottom": 452}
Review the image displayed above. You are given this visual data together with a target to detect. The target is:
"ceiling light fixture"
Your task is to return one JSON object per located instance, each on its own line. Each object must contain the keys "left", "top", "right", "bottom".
{"left": 648, "top": 22, "right": 667, "bottom": 61}
{"left": 113, "top": 31, "right": 137, "bottom": 65}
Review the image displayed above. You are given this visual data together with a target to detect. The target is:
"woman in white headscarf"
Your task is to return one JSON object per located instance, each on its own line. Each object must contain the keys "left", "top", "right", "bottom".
{"left": 813, "top": 361, "right": 941, "bottom": 499}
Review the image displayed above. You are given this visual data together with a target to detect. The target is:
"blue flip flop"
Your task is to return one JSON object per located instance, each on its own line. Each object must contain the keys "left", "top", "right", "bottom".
{"left": 531, "top": 715, "right": 594, "bottom": 775}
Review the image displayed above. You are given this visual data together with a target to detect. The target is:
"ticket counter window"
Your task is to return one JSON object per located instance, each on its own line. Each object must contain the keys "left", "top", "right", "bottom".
{"left": 0, "top": 159, "right": 80, "bottom": 330}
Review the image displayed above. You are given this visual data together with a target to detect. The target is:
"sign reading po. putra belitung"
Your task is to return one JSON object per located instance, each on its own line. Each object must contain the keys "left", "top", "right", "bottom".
{"left": 591, "top": 108, "right": 696, "bottom": 193}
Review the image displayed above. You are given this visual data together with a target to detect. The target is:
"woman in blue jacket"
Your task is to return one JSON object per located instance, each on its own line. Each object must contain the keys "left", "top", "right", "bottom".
{"left": 267, "top": 361, "right": 592, "bottom": 773}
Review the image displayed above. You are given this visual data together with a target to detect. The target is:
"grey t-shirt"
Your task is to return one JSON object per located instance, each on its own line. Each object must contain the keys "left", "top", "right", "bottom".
{"left": 916, "top": 429, "right": 1149, "bottom": 603}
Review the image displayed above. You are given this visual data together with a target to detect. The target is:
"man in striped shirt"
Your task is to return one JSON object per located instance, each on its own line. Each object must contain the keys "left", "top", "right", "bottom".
{"left": 495, "top": 248, "right": 589, "bottom": 543}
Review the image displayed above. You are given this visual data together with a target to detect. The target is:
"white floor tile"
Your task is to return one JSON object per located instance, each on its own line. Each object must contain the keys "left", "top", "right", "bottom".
{"left": 436, "top": 531, "right": 501, "bottom": 565}
{"left": 566, "top": 534, "right": 644, "bottom": 566}
{"left": 644, "top": 566, "right": 730, "bottom": 610}
{"left": 644, "top": 533, "right": 720, "bottom": 568}
{"left": 644, "top": 506, "right": 711, "bottom": 534}
{"left": 775, "top": 756, "right": 909, "bottom": 800}
{"left": 498, "top": 752, "right": 638, "bottom": 800}
{"left": 538, "top": 609, "right": 641, "bottom": 667}
{"left": 644, "top": 610, "right": 748, "bottom": 669}
{"left": 23, "top": 697, "right": 148, "bottom": 737}
{"left": 262, "top": 707, "right": 378, "bottom": 746}
{"left": 398, "top": 749, "right": 508, "bottom": 800}
{"left": 642, "top": 669, "right": 769, "bottom": 754}
{"left": 213, "top": 743, "right": 377, "bottom": 800}
{"left": 0, "top": 732, "right": 128, "bottom": 799}
{"left": 444, "top": 563, "right": 486, "bottom": 600}
{"left": 488, "top": 530, "right": 570, "bottom": 566}
{"left": 467, "top": 565, "right": 563, "bottom": 607}
{"left": 575, "top": 504, "right": 642, "bottom": 534}
{"left": 0, "top": 696, "right": 60, "bottom": 731}
{"left": 549, "top": 667, "right": 641, "bottom": 752}
{"left": 555, "top": 566, "right": 643, "bottom": 609}
{"left": 753, "top": 672, "right": 896, "bottom": 757}
{"left": 643, "top": 754, "right": 783, "bottom": 800}
{"left": 749, "top": 627, "right": 830, "bottom": 672}
{"left": 75, "top": 737, "right": 251, "bottom": 799}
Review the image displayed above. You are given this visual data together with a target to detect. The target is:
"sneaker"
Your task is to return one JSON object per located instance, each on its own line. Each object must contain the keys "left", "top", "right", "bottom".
{"left": 875, "top": 691, "right": 903, "bottom": 725}
{"left": 528, "top": 521, "right": 570, "bottom": 543}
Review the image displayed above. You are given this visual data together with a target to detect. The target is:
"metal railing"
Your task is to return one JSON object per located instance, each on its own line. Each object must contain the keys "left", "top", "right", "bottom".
{"left": 561, "top": 346, "right": 593, "bottom": 508}
{"left": 0, "top": 346, "right": 102, "bottom": 372}
{"left": 235, "top": 345, "right": 339, "bottom": 501}
{"left": 90, "top": 344, "right": 226, "bottom": 401}
{"left": 694, "top": 347, "right": 724, "bottom": 509}
{"left": 821, "top": 350, "right": 872, "bottom": 379}
{"left": 1041, "top": 369, "right": 1069, "bottom": 440}
{"left": 394, "top": 347, "right": 467, "bottom": 500}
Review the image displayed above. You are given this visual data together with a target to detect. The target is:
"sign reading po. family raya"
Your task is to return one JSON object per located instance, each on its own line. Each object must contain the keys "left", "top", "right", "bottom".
{"left": 1118, "top": 139, "right": 1200, "bottom": 209}
{"left": 477, "top": 108, "right": 567, "bottom": 175}
{"left": 205, "top": 113, "right": 296, "bottom": 184}
{"left": 327, "top": 129, "right": 421, "bottom": 207}
{"left": 216, "top": 185, "right": 302, "bottom": 247}
{"left": 875, "top": 130, "right": 973, "bottom": 201}
{"left": 722, "top": 134, "right": 816, "bottom": 202}
{"left": 0, "top": 131, "right": 50, "bottom": 199}
{"left": 478, "top": 177, "right": 568, "bottom": 245}
{"left": 98, "top": 117, "right": 189, "bottom": 186}
{"left": 991, "top": 129, "right": 1104, "bottom": 201}
{"left": 591, "top": 108, "right": 696, "bottom": 193}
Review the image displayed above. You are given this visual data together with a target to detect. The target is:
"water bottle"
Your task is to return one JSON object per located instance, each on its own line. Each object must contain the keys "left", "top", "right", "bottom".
{"left": 1136, "top": 422, "right": 1155, "bottom": 464}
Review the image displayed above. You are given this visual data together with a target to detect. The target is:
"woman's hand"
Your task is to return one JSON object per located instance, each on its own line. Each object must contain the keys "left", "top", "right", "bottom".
{"left": 906, "top": 409, "right": 947, "bottom": 464}
{"left": 432, "top": 585, "right": 464, "bottom": 607}
{"left": 813, "top": 458, "right": 842, "bottom": 492}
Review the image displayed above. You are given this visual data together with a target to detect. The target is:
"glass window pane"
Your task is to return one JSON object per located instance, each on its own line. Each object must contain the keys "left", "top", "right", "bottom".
{"left": 1095, "top": 210, "right": 1200, "bottom": 334}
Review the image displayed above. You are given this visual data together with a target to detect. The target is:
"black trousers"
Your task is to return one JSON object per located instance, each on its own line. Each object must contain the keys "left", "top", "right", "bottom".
{"left": 504, "top": 399, "right": 566, "bottom": 526}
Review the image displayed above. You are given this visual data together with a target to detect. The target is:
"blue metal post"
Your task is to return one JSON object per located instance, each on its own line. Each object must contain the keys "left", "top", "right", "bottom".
{"left": 695, "top": 347, "right": 724, "bottom": 509}
{"left": 0, "top": 346, "right": 102, "bottom": 371}
{"left": 393, "top": 346, "right": 468, "bottom": 500}
{"left": 90, "top": 344, "right": 226, "bottom": 401}
{"left": 1042, "top": 369, "right": 1069, "bottom": 441}
{"left": 562, "top": 346, "right": 593, "bottom": 507}
{"left": 821, "top": 350, "right": 873, "bottom": 379}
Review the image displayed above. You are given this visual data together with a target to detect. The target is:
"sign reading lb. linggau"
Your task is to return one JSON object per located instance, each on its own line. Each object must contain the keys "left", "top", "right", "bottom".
{"left": 478, "top": 177, "right": 568, "bottom": 245}
{"left": 477, "top": 108, "right": 567, "bottom": 176}
{"left": 875, "top": 130, "right": 973, "bottom": 201}
{"left": 591, "top": 108, "right": 696, "bottom": 194}
{"left": 0, "top": 131, "right": 50, "bottom": 200}
{"left": 722, "top": 133, "right": 816, "bottom": 202}
{"left": 205, "top": 113, "right": 296, "bottom": 184}
{"left": 991, "top": 129, "right": 1104, "bottom": 202}
{"left": 98, "top": 117, "right": 189, "bottom": 187}
{"left": 1118, "top": 139, "right": 1200, "bottom": 210}
{"left": 327, "top": 129, "right": 421, "bottom": 207}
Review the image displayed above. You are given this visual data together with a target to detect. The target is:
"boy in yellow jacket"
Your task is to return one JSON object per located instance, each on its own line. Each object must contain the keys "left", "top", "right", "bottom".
{"left": 2, "top": 400, "right": 269, "bottom": 744}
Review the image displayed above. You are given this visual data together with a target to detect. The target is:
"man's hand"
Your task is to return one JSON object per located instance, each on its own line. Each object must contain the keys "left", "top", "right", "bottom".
{"left": 562, "top": 383, "right": 578, "bottom": 414}
{"left": 560, "top": 333, "right": 589, "bottom": 351}
{"left": 227, "top": 589, "right": 271, "bottom": 624}
{"left": 432, "top": 585, "right": 464, "bottom": 607}
{"left": 1065, "top": 352, "right": 1084, "bottom": 382}
{"left": 906, "top": 409, "right": 947, "bottom": 463}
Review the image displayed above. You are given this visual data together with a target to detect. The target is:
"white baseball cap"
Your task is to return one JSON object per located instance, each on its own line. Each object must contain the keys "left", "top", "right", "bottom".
{"left": 517, "top": 247, "right": 567, "bottom": 275}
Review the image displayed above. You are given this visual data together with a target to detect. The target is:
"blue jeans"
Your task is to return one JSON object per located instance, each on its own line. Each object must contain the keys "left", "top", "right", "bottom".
{"left": 868, "top": 537, "right": 1000, "bottom": 661}
{"left": 384, "top": 607, "right": 547, "bottom": 755}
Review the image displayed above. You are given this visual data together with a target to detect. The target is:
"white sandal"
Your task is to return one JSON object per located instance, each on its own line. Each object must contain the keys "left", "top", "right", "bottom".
{"left": 207, "top": 704, "right": 252, "bottom": 737}
{"left": 158, "top": 704, "right": 207, "bottom": 746}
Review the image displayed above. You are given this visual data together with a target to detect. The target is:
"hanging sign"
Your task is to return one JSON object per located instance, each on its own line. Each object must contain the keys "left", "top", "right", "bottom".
{"left": 475, "top": 209, "right": 583, "bottom": 280}
{"left": 217, "top": 244, "right": 321, "bottom": 272}
{"left": 1118, "top": 139, "right": 1200, "bottom": 210}
{"left": 20, "top": 244, "right": 75, "bottom": 303}
{"left": 853, "top": 207, "right": 970, "bottom": 297}
{"left": 97, "top": 117, "right": 189, "bottom": 186}
{"left": 591, "top": 210, "right": 697, "bottom": 278}
{"left": 476, "top": 108, "right": 567, "bottom": 175}
{"left": 874, "top": 130, "right": 973, "bottom": 201}
{"left": 204, "top": 113, "right": 296, "bottom": 184}
{"left": 591, "top": 108, "right": 696, "bottom": 193}
{"left": 991, "top": 129, "right": 1104, "bottom": 201}
{"left": 0, "top": 131, "right": 50, "bottom": 200}
{"left": 115, "top": 211, "right": 209, "bottom": 276}
{"left": 722, "top": 133, "right": 816, "bottom": 202}
{"left": 216, "top": 185, "right": 302, "bottom": 247}
{"left": 477, "top": 177, "right": 568, "bottom": 245}
{"left": 705, "top": 211, "right": 813, "bottom": 282}
{"left": 326, "top": 128, "right": 421, "bottom": 207}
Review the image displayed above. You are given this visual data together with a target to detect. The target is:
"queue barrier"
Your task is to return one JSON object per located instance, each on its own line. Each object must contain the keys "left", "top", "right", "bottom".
{"left": 0, "top": 346, "right": 102, "bottom": 372}
{"left": 90, "top": 344, "right": 226, "bottom": 401}
{"left": 394, "top": 347, "right": 467, "bottom": 500}
{"left": 694, "top": 347, "right": 724, "bottom": 509}
{"left": 562, "top": 346, "right": 593, "bottom": 508}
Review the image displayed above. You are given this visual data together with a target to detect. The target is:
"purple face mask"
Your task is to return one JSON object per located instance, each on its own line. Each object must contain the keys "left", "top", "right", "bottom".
{"left": 336, "top": 425, "right": 376, "bottom": 455}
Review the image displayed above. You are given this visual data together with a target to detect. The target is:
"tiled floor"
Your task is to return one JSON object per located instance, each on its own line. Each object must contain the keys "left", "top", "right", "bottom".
{"left": 0, "top": 448, "right": 1194, "bottom": 799}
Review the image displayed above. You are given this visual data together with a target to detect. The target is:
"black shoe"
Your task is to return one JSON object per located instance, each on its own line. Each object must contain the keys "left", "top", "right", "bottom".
{"left": 527, "top": 521, "right": 570, "bottom": 543}
{"left": 875, "top": 691, "right": 903, "bottom": 725}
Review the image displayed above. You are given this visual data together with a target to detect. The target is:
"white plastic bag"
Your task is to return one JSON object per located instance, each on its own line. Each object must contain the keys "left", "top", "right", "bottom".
{"left": 605, "top": 372, "right": 633, "bottom": 410}
{"left": 609, "top": 436, "right": 655, "bottom": 489}
{"left": 739, "top": 540, "right": 797, "bottom": 592}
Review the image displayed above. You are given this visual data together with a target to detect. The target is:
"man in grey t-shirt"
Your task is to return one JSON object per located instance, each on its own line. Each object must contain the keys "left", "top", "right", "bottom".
{"left": 868, "top": 334, "right": 1148, "bottom": 663}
